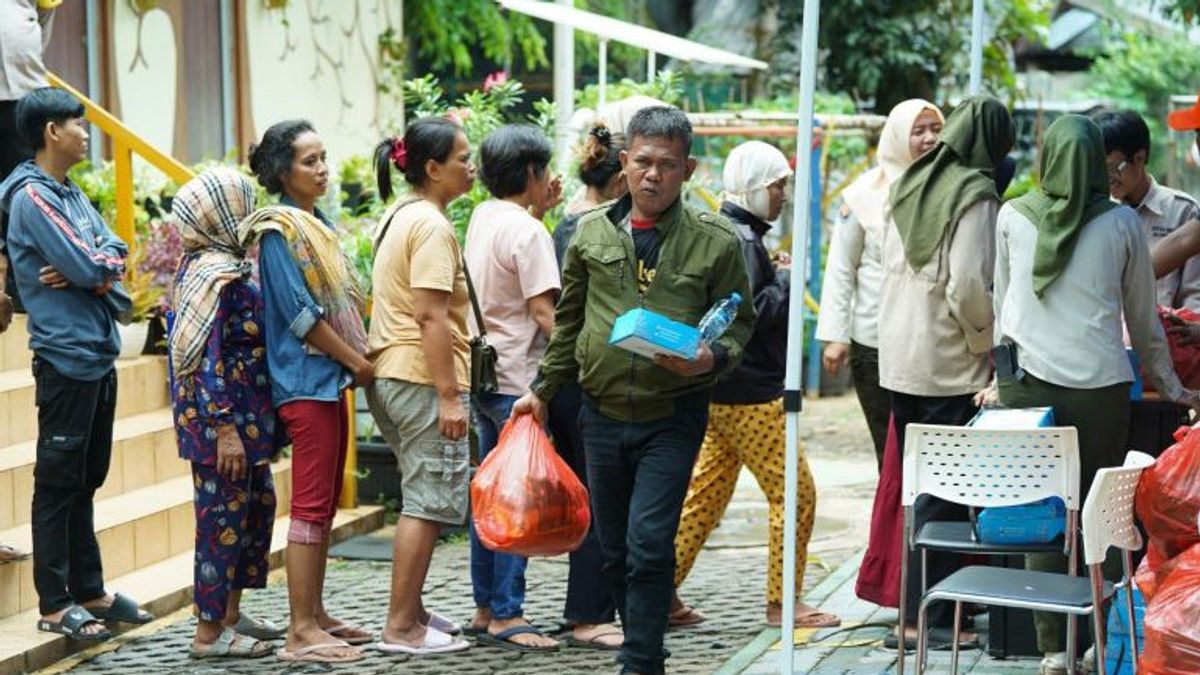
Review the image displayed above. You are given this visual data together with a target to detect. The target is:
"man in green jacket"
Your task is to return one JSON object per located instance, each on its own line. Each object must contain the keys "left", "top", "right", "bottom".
{"left": 514, "top": 106, "right": 755, "bottom": 675}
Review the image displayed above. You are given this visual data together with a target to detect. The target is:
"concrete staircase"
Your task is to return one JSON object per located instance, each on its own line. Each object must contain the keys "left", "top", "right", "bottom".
{"left": 0, "top": 316, "right": 384, "bottom": 674}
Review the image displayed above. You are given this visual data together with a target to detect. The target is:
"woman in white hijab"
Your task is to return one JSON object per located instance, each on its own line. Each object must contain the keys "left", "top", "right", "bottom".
{"left": 671, "top": 141, "right": 841, "bottom": 629}
{"left": 814, "top": 99, "right": 944, "bottom": 469}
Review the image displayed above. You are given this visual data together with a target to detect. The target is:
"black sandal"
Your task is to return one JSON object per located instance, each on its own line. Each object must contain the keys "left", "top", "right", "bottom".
{"left": 87, "top": 593, "right": 154, "bottom": 624}
{"left": 36, "top": 605, "right": 112, "bottom": 641}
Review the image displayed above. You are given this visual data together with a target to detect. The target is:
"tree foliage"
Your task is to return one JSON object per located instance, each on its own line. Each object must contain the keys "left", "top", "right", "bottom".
{"left": 812, "top": 0, "right": 1049, "bottom": 111}
{"left": 404, "top": 0, "right": 548, "bottom": 76}
{"left": 1087, "top": 29, "right": 1200, "bottom": 177}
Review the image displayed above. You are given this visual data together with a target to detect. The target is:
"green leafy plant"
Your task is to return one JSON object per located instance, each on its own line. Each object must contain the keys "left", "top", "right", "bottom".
{"left": 574, "top": 70, "right": 686, "bottom": 110}
{"left": 404, "top": 0, "right": 547, "bottom": 76}
{"left": 1086, "top": 28, "right": 1200, "bottom": 177}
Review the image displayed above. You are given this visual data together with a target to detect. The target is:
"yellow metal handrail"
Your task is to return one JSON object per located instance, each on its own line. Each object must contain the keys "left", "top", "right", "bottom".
{"left": 47, "top": 72, "right": 195, "bottom": 247}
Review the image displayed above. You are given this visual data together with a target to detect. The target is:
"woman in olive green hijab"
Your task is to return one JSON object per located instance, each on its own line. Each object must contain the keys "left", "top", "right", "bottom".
{"left": 991, "top": 114, "right": 1196, "bottom": 674}
{"left": 878, "top": 96, "right": 1014, "bottom": 653}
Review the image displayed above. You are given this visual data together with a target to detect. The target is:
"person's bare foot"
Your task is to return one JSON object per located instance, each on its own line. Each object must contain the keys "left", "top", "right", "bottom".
{"left": 571, "top": 622, "right": 623, "bottom": 648}
{"left": 316, "top": 611, "right": 371, "bottom": 644}
{"left": 893, "top": 625, "right": 979, "bottom": 643}
{"left": 766, "top": 601, "right": 841, "bottom": 628}
{"left": 286, "top": 624, "right": 362, "bottom": 659}
{"left": 381, "top": 619, "right": 431, "bottom": 648}
{"left": 488, "top": 616, "right": 558, "bottom": 648}
{"left": 470, "top": 607, "right": 492, "bottom": 633}
{"left": 80, "top": 593, "right": 116, "bottom": 613}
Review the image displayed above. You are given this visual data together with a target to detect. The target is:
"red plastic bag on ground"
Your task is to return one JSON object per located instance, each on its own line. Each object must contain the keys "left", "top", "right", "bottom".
{"left": 1139, "top": 543, "right": 1200, "bottom": 674}
{"left": 470, "top": 414, "right": 590, "bottom": 557}
{"left": 1135, "top": 422, "right": 1200, "bottom": 560}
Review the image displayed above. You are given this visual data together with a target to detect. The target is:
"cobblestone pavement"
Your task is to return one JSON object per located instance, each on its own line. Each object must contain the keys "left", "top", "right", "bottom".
{"left": 45, "top": 395, "right": 880, "bottom": 675}
{"left": 50, "top": 544, "right": 800, "bottom": 674}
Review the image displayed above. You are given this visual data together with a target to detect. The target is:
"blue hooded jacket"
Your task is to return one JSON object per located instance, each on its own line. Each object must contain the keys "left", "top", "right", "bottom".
{"left": 0, "top": 161, "right": 131, "bottom": 381}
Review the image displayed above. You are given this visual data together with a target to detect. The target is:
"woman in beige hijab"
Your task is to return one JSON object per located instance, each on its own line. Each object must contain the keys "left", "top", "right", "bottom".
{"left": 815, "top": 99, "right": 943, "bottom": 468}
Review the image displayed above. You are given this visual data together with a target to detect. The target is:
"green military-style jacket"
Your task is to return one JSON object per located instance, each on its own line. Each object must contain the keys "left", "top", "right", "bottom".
{"left": 532, "top": 194, "right": 756, "bottom": 422}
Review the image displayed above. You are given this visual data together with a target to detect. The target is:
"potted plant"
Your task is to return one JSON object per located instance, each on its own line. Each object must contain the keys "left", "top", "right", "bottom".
{"left": 119, "top": 259, "right": 164, "bottom": 359}
{"left": 337, "top": 155, "right": 375, "bottom": 215}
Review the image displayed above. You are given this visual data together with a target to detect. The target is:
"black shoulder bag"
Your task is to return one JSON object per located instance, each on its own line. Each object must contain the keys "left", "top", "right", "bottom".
{"left": 462, "top": 263, "right": 499, "bottom": 394}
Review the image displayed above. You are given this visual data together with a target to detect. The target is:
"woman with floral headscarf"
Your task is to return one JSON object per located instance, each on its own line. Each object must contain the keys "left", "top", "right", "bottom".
{"left": 816, "top": 99, "right": 943, "bottom": 469}
{"left": 169, "top": 168, "right": 281, "bottom": 660}
{"left": 669, "top": 141, "right": 840, "bottom": 629}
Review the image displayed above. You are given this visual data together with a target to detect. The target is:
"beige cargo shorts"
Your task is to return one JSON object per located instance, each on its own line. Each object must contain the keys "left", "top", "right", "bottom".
{"left": 366, "top": 378, "right": 471, "bottom": 526}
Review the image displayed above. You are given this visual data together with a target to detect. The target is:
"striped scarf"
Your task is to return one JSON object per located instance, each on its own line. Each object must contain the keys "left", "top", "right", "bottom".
{"left": 238, "top": 205, "right": 368, "bottom": 357}
{"left": 168, "top": 168, "right": 257, "bottom": 378}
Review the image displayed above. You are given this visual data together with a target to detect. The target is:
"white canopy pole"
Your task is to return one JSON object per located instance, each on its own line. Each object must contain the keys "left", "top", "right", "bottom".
{"left": 647, "top": 49, "right": 656, "bottom": 81}
{"left": 969, "top": 0, "right": 985, "bottom": 94}
{"left": 782, "top": 0, "right": 820, "bottom": 671}
{"left": 598, "top": 39, "right": 608, "bottom": 110}
{"left": 553, "top": 0, "right": 575, "bottom": 174}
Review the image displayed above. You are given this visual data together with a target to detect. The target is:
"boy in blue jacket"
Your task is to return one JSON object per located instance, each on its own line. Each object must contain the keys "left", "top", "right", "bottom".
{"left": 0, "top": 87, "right": 150, "bottom": 640}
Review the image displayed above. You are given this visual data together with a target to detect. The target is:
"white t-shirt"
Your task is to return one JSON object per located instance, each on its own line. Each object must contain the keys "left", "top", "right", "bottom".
{"left": 464, "top": 199, "right": 561, "bottom": 396}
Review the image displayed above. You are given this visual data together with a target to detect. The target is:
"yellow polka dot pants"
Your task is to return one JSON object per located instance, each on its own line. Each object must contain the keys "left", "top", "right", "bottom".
{"left": 673, "top": 398, "right": 816, "bottom": 604}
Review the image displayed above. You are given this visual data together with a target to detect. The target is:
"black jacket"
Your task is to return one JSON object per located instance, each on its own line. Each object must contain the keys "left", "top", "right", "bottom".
{"left": 711, "top": 202, "right": 790, "bottom": 405}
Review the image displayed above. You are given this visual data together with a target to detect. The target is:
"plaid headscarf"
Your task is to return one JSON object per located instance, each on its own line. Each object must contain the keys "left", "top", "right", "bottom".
{"left": 239, "top": 206, "right": 368, "bottom": 357}
{"left": 169, "top": 168, "right": 257, "bottom": 377}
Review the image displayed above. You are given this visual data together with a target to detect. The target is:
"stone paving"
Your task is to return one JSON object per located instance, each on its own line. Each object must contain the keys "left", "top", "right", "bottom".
{"left": 46, "top": 538, "right": 838, "bottom": 674}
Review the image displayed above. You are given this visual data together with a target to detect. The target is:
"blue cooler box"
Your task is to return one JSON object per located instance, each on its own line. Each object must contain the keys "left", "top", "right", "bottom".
{"left": 609, "top": 308, "right": 700, "bottom": 360}
{"left": 970, "top": 407, "right": 1065, "bottom": 545}
{"left": 1104, "top": 585, "right": 1145, "bottom": 675}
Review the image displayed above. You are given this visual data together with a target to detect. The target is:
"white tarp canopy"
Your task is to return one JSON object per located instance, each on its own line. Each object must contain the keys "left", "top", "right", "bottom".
{"left": 496, "top": 0, "right": 769, "bottom": 71}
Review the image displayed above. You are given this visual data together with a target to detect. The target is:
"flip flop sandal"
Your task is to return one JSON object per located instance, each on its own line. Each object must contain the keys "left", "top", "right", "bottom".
{"left": 771, "top": 611, "right": 842, "bottom": 628}
{"left": 88, "top": 593, "right": 154, "bottom": 624}
{"left": 36, "top": 605, "right": 112, "bottom": 641}
{"left": 277, "top": 640, "right": 364, "bottom": 663}
{"left": 668, "top": 606, "right": 706, "bottom": 627}
{"left": 562, "top": 628, "right": 623, "bottom": 651}
{"left": 882, "top": 627, "right": 981, "bottom": 652}
{"left": 188, "top": 627, "right": 273, "bottom": 659}
{"left": 478, "top": 625, "right": 561, "bottom": 653}
{"left": 425, "top": 610, "right": 462, "bottom": 636}
{"left": 376, "top": 626, "right": 471, "bottom": 655}
{"left": 0, "top": 543, "right": 30, "bottom": 564}
{"left": 233, "top": 614, "right": 286, "bottom": 641}
{"left": 325, "top": 623, "right": 374, "bottom": 645}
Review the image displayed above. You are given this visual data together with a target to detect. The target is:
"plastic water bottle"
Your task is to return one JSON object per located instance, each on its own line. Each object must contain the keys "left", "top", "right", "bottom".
{"left": 697, "top": 292, "right": 742, "bottom": 344}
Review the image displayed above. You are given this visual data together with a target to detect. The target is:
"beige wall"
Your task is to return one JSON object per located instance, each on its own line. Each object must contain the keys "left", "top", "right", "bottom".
{"left": 104, "top": 0, "right": 403, "bottom": 170}
{"left": 243, "top": 0, "right": 403, "bottom": 167}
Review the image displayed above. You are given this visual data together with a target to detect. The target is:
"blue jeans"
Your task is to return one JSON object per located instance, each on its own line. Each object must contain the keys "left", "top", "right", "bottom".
{"left": 581, "top": 391, "right": 710, "bottom": 675}
{"left": 469, "top": 392, "right": 527, "bottom": 619}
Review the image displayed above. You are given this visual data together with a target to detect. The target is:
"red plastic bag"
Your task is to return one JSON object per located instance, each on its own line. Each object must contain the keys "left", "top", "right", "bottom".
{"left": 470, "top": 414, "right": 590, "bottom": 557}
{"left": 1135, "top": 422, "right": 1200, "bottom": 560}
{"left": 1139, "top": 543, "right": 1200, "bottom": 674}
{"left": 1140, "top": 306, "right": 1200, "bottom": 391}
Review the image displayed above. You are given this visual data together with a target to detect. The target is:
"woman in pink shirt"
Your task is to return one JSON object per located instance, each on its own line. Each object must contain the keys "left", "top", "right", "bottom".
{"left": 463, "top": 124, "right": 563, "bottom": 652}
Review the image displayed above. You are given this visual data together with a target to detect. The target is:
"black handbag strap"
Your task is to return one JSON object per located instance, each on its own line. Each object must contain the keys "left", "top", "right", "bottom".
{"left": 375, "top": 198, "right": 489, "bottom": 339}
{"left": 462, "top": 262, "right": 489, "bottom": 340}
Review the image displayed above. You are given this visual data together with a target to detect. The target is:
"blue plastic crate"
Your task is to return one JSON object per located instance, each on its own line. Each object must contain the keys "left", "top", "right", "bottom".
{"left": 975, "top": 497, "right": 1066, "bottom": 545}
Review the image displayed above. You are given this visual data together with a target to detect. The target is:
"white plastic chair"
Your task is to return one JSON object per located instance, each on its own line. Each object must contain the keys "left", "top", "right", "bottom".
{"left": 897, "top": 424, "right": 1082, "bottom": 675}
{"left": 916, "top": 450, "right": 1155, "bottom": 674}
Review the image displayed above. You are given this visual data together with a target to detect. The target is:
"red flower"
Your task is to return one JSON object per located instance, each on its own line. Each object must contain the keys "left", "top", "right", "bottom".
{"left": 483, "top": 70, "right": 508, "bottom": 93}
